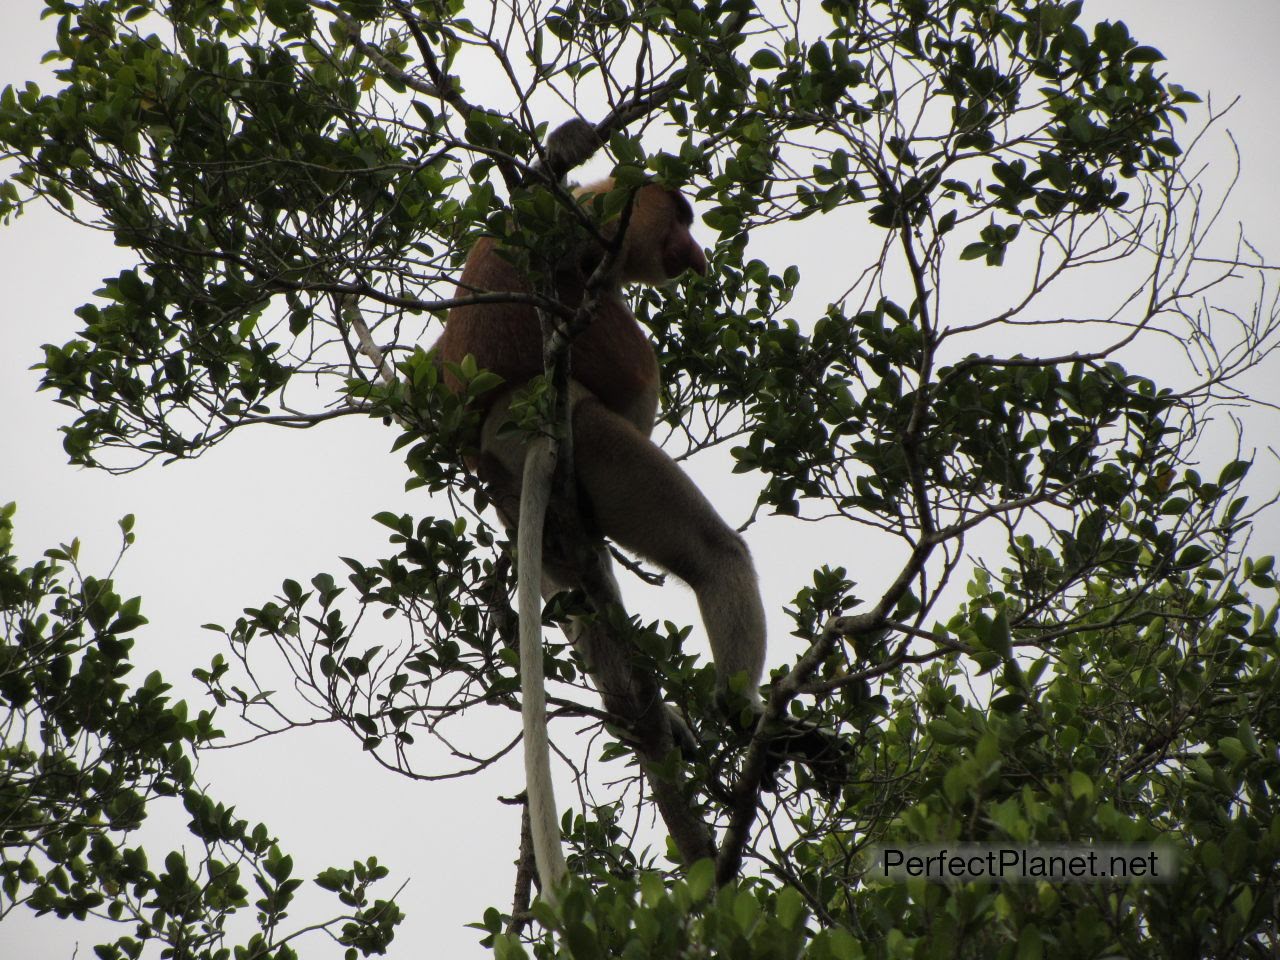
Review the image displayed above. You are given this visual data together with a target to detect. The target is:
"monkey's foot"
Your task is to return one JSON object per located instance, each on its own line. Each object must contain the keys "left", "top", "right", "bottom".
{"left": 761, "top": 717, "right": 852, "bottom": 799}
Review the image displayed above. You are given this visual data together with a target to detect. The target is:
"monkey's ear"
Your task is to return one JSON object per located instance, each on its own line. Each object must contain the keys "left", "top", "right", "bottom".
{"left": 669, "top": 189, "right": 696, "bottom": 226}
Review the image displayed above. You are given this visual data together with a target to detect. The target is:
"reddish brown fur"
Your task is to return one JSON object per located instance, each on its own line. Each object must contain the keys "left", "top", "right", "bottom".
{"left": 433, "top": 181, "right": 704, "bottom": 432}
{"left": 435, "top": 179, "right": 766, "bottom": 702}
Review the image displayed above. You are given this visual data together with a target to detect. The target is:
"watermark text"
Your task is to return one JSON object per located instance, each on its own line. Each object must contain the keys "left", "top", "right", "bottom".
{"left": 868, "top": 844, "right": 1176, "bottom": 883}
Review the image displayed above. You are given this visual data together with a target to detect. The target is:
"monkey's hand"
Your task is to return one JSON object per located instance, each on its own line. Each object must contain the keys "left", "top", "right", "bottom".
{"left": 531, "top": 118, "right": 602, "bottom": 183}
{"left": 664, "top": 705, "right": 701, "bottom": 757}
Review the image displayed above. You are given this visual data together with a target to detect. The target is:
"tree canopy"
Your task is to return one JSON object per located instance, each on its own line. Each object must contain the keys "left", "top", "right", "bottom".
{"left": 0, "top": 505, "right": 403, "bottom": 959}
{"left": 3, "top": 0, "right": 1280, "bottom": 957}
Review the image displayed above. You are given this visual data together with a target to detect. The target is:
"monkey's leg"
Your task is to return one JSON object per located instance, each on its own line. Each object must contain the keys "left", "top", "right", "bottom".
{"left": 479, "top": 407, "right": 682, "bottom": 731}
{"left": 483, "top": 401, "right": 845, "bottom": 796}
{"left": 571, "top": 396, "right": 767, "bottom": 699}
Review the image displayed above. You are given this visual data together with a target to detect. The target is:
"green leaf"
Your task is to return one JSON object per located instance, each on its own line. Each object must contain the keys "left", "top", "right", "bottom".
{"left": 372, "top": 511, "right": 403, "bottom": 531}
{"left": 1068, "top": 771, "right": 1094, "bottom": 800}
{"left": 776, "top": 886, "right": 806, "bottom": 929}
{"left": 1219, "top": 459, "right": 1250, "bottom": 485}
{"left": 1219, "top": 737, "right": 1247, "bottom": 764}
{"left": 686, "top": 859, "right": 714, "bottom": 900}
{"left": 1126, "top": 45, "right": 1165, "bottom": 63}
{"left": 750, "top": 49, "right": 784, "bottom": 70}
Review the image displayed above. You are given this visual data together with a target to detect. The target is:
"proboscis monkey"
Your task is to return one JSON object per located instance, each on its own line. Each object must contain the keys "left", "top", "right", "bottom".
{"left": 435, "top": 160, "right": 766, "bottom": 893}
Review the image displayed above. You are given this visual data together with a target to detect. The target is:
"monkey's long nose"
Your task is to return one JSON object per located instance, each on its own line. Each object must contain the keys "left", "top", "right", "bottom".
{"left": 665, "top": 234, "right": 708, "bottom": 278}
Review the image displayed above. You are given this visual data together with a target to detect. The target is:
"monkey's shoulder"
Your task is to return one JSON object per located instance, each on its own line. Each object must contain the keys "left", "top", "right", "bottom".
{"left": 456, "top": 237, "right": 534, "bottom": 292}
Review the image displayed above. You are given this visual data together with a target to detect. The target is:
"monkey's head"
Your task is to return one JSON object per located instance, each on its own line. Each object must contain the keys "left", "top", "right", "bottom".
{"left": 576, "top": 180, "right": 708, "bottom": 287}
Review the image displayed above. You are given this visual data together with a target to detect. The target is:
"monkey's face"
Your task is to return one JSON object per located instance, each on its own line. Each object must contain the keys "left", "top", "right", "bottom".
{"left": 618, "top": 185, "right": 707, "bottom": 287}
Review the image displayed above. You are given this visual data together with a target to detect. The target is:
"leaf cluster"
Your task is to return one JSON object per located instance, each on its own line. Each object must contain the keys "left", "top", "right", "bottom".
{"left": 0, "top": 505, "right": 404, "bottom": 958}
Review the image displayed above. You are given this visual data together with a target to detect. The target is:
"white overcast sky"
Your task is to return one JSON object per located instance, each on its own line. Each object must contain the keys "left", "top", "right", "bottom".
{"left": 2, "top": 2, "right": 1279, "bottom": 957}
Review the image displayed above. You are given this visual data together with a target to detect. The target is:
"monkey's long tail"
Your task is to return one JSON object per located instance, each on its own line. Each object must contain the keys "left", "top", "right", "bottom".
{"left": 518, "top": 434, "right": 569, "bottom": 898}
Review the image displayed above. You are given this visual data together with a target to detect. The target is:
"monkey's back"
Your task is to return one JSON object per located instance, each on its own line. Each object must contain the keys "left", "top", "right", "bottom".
{"left": 435, "top": 237, "right": 660, "bottom": 432}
